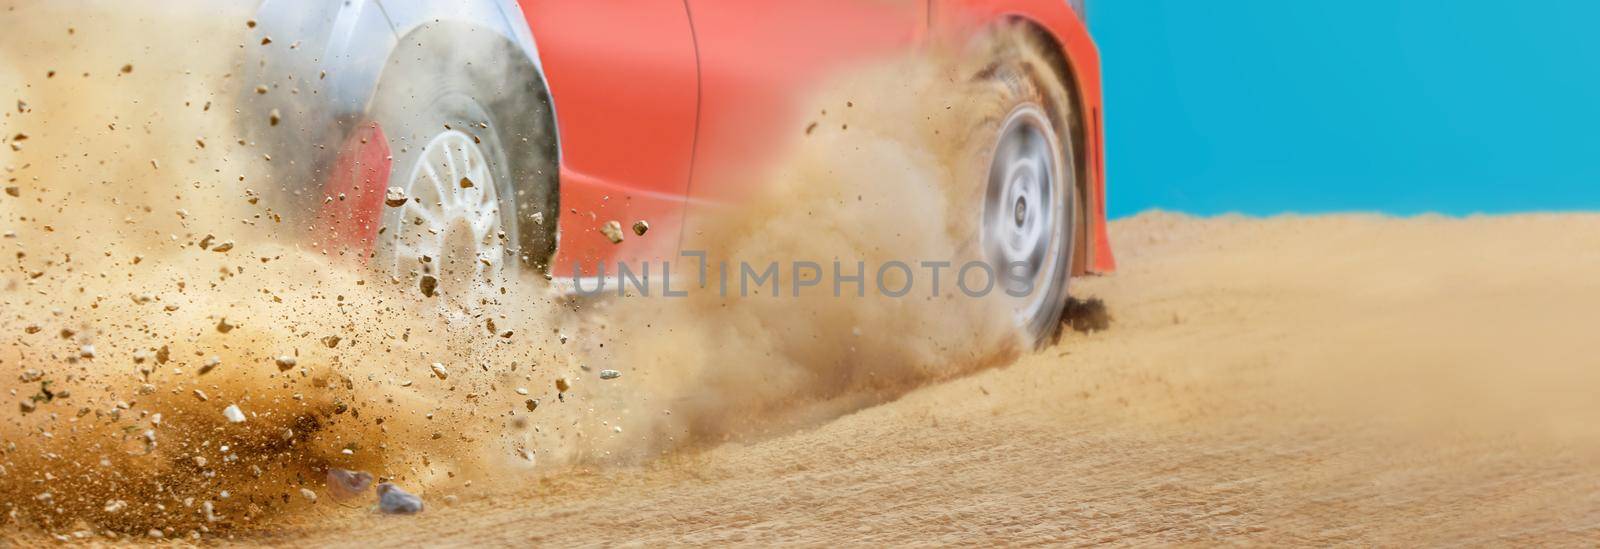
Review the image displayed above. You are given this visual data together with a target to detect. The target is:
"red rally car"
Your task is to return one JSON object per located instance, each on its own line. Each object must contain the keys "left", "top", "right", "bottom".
{"left": 244, "top": 0, "right": 1113, "bottom": 345}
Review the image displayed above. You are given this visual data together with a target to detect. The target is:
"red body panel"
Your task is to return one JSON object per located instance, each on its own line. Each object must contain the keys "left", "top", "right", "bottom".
{"left": 521, "top": 0, "right": 700, "bottom": 277}
{"left": 516, "top": 0, "right": 1113, "bottom": 275}
{"left": 683, "top": 0, "right": 927, "bottom": 205}
{"left": 316, "top": 123, "right": 391, "bottom": 259}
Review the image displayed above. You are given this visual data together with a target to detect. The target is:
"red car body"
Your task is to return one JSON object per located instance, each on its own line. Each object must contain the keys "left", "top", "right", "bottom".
{"left": 527, "top": 0, "right": 1114, "bottom": 279}
{"left": 304, "top": 0, "right": 1113, "bottom": 280}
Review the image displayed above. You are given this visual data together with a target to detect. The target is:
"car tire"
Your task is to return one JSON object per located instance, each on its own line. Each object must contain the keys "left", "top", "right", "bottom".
{"left": 960, "top": 26, "right": 1080, "bottom": 348}
{"left": 367, "top": 22, "right": 558, "bottom": 304}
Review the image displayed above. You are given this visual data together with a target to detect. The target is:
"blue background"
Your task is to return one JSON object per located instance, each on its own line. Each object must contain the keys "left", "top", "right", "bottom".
{"left": 1094, "top": 1, "right": 1600, "bottom": 218}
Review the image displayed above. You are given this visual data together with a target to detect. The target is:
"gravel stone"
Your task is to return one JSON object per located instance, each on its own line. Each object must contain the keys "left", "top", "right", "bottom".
{"left": 377, "top": 483, "right": 424, "bottom": 515}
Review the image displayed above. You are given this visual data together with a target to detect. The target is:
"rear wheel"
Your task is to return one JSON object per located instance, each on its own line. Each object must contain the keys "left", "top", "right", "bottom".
{"left": 965, "top": 28, "right": 1080, "bottom": 347}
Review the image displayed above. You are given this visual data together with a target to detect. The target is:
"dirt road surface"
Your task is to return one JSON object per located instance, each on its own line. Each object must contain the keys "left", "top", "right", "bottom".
{"left": 224, "top": 213, "right": 1600, "bottom": 546}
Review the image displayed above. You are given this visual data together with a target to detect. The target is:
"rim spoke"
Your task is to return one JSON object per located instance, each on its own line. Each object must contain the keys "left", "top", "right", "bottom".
{"left": 472, "top": 164, "right": 496, "bottom": 208}
{"left": 391, "top": 129, "right": 510, "bottom": 306}
{"left": 982, "top": 105, "right": 1064, "bottom": 326}
{"left": 392, "top": 242, "right": 423, "bottom": 264}
{"left": 472, "top": 210, "right": 497, "bottom": 241}
{"left": 421, "top": 162, "right": 448, "bottom": 207}
{"left": 443, "top": 142, "right": 462, "bottom": 188}
{"left": 403, "top": 201, "right": 443, "bottom": 228}
{"left": 462, "top": 142, "right": 479, "bottom": 175}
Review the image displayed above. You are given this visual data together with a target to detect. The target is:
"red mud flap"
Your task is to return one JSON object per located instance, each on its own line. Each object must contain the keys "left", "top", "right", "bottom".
{"left": 1091, "top": 210, "right": 1116, "bottom": 274}
{"left": 314, "top": 123, "right": 391, "bottom": 261}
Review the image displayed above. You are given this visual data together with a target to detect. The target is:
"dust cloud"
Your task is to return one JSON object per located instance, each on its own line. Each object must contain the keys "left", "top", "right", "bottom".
{"left": 0, "top": 1, "right": 575, "bottom": 536}
{"left": 0, "top": 1, "right": 1040, "bottom": 540}
{"left": 567, "top": 35, "right": 1053, "bottom": 451}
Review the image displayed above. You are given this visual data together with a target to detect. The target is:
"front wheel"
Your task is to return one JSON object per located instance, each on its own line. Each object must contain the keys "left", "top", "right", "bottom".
{"left": 367, "top": 23, "right": 559, "bottom": 309}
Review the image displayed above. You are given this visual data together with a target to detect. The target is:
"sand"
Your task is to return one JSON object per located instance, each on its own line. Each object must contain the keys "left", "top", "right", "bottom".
{"left": 217, "top": 213, "right": 1600, "bottom": 546}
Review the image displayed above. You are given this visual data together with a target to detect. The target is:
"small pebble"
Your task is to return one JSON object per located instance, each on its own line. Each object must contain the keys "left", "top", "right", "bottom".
{"left": 600, "top": 221, "right": 624, "bottom": 244}
{"left": 199, "top": 356, "right": 221, "bottom": 375}
{"left": 377, "top": 483, "right": 424, "bottom": 515}
{"left": 327, "top": 468, "right": 374, "bottom": 501}
{"left": 222, "top": 404, "right": 246, "bottom": 423}
{"left": 599, "top": 369, "right": 621, "bottom": 380}
{"left": 384, "top": 187, "right": 409, "bottom": 207}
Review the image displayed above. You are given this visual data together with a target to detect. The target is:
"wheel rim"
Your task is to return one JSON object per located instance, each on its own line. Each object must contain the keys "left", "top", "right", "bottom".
{"left": 388, "top": 129, "right": 508, "bottom": 301}
{"left": 982, "top": 104, "right": 1066, "bottom": 329}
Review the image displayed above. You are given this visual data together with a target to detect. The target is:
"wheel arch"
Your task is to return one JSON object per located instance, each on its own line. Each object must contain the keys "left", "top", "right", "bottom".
{"left": 932, "top": 0, "right": 1114, "bottom": 274}
{"left": 245, "top": 0, "right": 562, "bottom": 269}
{"left": 267, "top": 0, "right": 554, "bottom": 120}
{"left": 1000, "top": 16, "right": 1095, "bottom": 277}
{"left": 373, "top": 9, "right": 564, "bottom": 269}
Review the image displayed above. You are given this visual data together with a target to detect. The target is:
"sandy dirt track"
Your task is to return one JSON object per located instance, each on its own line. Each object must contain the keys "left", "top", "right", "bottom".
{"left": 223, "top": 213, "right": 1600, "bottom": 546}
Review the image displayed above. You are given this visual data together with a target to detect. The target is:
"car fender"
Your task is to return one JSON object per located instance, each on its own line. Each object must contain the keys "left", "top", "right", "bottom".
{"left": 933, "top": 0, "right": 1115, "bottom": 274}
{"left": 247, "top": 0, "right": 559, "bottom": 259}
